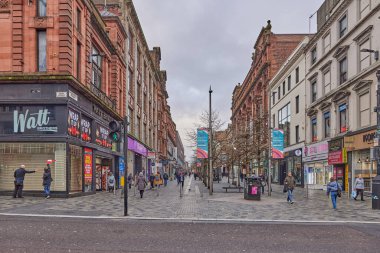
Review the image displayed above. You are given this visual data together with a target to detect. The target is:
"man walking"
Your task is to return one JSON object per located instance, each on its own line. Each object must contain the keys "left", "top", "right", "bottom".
{"left": 284, "top": 172, "right": 296, "bottom": 204}
{"left": 42, "top": 164, "right": 53, "bottom": 199}
{"left": 13, "top": 165, "right": 36, "bottom": 198}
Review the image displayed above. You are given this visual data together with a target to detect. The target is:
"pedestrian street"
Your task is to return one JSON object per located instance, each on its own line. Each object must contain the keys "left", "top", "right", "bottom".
{"left": 0, "top": 175, "right": 379, "bottom": 222}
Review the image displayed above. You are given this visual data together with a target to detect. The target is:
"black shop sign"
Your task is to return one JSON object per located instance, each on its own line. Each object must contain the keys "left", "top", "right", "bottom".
{"left": 0, "top": 105, "right": 66, "bottom": 135}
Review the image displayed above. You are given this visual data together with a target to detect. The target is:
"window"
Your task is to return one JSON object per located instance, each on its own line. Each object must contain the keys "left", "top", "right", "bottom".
{"left": 359, "top": 39, "right": 371, "bottom": 71}
{"left": 359, "top": 0, "right": 370, "bottom": 18}
{"left": 272, "top": 92, "right": 276, "bottom": 105}
{"left": 76, "top": 8, "right": 81, "bottom": 31}
{"left": 136, "top": 48, "right": 141, "bottom": 71}
{"left": 278, "top": 86, "right": 280, "bottom": 100}
{"left": 282, "top": 81, "right": 286, "bottom": 95}
{"left": 136, "top": 118, "right": 141, "bottom": 138}
{"left": 339, "top": 104, "right": 347, "bottom": 133}
{"left": 295, "top": 95, "right": 299, "bottom": 114}
{"left": 295, "top": 125, "right": 299, "bottom": 143}
{"left": 311, "top": 118, "right": 317, "bottom": 142}
{"left": 38, "top": 0, "right": 47, "bottom": 17}
{"left": 76, "top": 42, "right": 81, "bottom": 79}
{"left": 323, "top": 70, "right": 331, "bottom": 95}
{"left": 272, "top": 114, "right": 275, "bottom": 128}
{"left": 128, "top": 69, "right": 133, "bottom": 94}
{"left": 91, "top": 46, "right": 102, "bottom": 88}
{"left": 278, "top": 103, "right": 291, "bottom": 146}
{"left": 339, "top": 14, "right": 348, "bottom": 38}
{"left": 37, "top": 30, "right": 47, "bottom": 72}
{"left": 311, "top": 47, "right": 317, "bottom": 64}
{"left": 339, "top": 57, "right": 347, "bottom": 84}
{"left": 323, "top": 112, "right": 330, "bottom": 138}
{"left": 137, "top": 83, "right": 142, "bottom": 105}
{"left": 311, "top": 79, "right": 317, "bottom": 103}
{"left": 295, "top": 67, "right": 299, "bottom": 83}
{"left": 128, "top": 33, "right": 134, "bottom": 56}
{"left": 323, "top": 33, "right": 331, "bottom": 53}
{"left": 128, "top": 108, "right": 133, "bottom": 132}
{"left": 359, "top": 92, "right": 370, "bottom": 127}
{"left": 288, "top": 75, "right": 291, "bottom": 91}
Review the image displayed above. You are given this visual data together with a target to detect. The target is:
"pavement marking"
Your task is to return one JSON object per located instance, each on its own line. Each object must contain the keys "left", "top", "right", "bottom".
{"left": 1, "top": 212, "right": 380, "bottom": 225}
{"left": 184, "top": 176, "right": 192, "bottom": 195}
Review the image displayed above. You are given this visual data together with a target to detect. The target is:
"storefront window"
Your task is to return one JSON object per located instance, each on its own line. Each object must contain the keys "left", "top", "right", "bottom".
{"left": 294, "top": 157, "right": 302, "bottom": 185}
{"left": 0, "top": 143, "right": 66, "bottom": 191}
{"left": 70, "top": 145, "right": 82, "bottom": 192}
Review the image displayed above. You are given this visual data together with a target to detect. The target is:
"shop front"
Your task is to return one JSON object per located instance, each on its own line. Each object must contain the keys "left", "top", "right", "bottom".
{"left": 328, "top": 137, "right": 347, "bottom": 191}
{"left": 303, "top": 141, "right": 331, "bottom": 190}
{"left": 0, "top": 83, "right": 123, "bottom": 197}
{"left": 283, "top": 148, "right": 303, "bottom": 186}
{"left": 344, "top": 128, "right": 377, "bottom": 193}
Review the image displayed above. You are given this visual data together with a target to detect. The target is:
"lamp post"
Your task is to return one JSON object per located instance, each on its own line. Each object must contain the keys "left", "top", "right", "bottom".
{"left": 373, "top": 69, "right": 380, "bottom": 209}
{"left": 123, "top": 117, "right": 129, "bottom": 216}
{"left": 209, "top": 86, "right": 213, "bottom": 195}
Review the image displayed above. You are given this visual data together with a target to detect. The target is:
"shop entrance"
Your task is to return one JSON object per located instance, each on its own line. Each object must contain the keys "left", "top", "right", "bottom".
{"left": 134, "top": 153, "right": 142, "bottom": 175}
{"left": 95, "top": 157, "right": 112, "bottom": 191}
{"left": 279, "top": 161, "right": 287, "bottom": 185}
{"left": 334, "top": 165, "right": 345, "bottom": 191}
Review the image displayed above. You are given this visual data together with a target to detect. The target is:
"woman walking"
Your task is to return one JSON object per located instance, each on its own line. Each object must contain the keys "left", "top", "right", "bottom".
{"left": 42, "top": 165, "right": 53, "bottom": 199}
{"left": 354, "top": 175, "right": 365, "bottom": 201}
{"left": 327, "top": 177, "right": 342, "bottom": 210}
{"left": 136, "top": 172, "right": 147, "bottom": 198}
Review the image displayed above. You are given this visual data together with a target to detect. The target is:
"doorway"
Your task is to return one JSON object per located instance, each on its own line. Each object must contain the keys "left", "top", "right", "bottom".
{"left": 95, "top": 157, "right": 112, "bottom": 191}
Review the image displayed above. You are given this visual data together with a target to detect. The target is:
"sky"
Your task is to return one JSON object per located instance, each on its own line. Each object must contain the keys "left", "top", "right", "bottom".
{"left": 133, "top": 0, "right": 324, "bottom": 161}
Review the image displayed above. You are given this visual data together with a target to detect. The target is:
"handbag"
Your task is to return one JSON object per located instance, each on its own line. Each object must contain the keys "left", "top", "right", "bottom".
{"left": 337, "top": 182, "right": 342, "bottom": 198}
{"left": 351, "top": 190, "right": 357, "bottom": 199}
{"left": 283, "top": 184, "right": 288, "bottom": 193}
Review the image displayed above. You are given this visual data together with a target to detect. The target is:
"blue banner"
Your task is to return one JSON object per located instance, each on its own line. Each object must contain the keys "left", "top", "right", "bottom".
{"left": 272, "top": 129, "right": 284, "bottom": 159}
{"left": 197, "top": 128, "right": 209, "bottom": 159}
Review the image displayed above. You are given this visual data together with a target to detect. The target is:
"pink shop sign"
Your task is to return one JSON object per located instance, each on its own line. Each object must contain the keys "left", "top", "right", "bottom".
{"left": 302, "top": 141, "right": 328, "bottom": 162}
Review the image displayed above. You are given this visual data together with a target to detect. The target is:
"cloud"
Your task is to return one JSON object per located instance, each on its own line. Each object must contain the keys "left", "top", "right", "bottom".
{"left": 133, "top": 0, "right": 324, "bottom": 161}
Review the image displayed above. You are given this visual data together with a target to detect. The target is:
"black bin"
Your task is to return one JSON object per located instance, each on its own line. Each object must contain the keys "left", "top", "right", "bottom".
{"left": 372, "top": 175, "right": 380, "bottom": 210}
{"left": 244, "top": 177, "right": 261, "bottom": 200}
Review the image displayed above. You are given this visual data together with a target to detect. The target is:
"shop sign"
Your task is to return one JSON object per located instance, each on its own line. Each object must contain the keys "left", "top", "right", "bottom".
{"left": 81, "top": 117, "right": 92, "bottom": 142}
{"left": 328, "top": 148, "right": 347, "bottom": 165}
{"left": 92, "top": 104, "right": 112, "bottom": 122}
{"left": 302, "top": 141, "right": 328, "bottom": 162}
{"left": 344, "top": 130, "right": 376, "bottom": 151}
{"left": 148, "top": 152, "right": 156, "bottom": 159}
{"left": 295, "top": 149, "right": 302, "bottom": 157}
{"left": 127, "top": 137, "right": 148, "bottom": 156}
{"left": 0, "top": 106, "right": 66, "bottom": 135}
{"left": 95, "top": 124, "right": 112, "bottom": 148}
{"left": 84, "top": 148, "right": 93, "bottom": 186}
{"left": 68, "top": 109, "right": 80, "bottom": 138}
{"left": 329, "top": 138, "right": 343, "bottom": 152}
{"left": 90, "top": 85, "right": 116, "bottom": 110}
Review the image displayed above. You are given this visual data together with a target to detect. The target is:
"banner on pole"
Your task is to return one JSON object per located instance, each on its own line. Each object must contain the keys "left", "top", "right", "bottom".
{"left": 272, "top": 129, "right": 284, "bottom": 159}
{"left": 197, "top": 128, "right": 209, "bottom": 159}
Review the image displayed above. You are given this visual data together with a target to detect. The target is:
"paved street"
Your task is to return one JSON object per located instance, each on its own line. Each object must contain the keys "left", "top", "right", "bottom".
{"left": 1, "top": 176, "right": 379, "bottom": 222}
{"left": 0, "top": 215, "right": 380, "bottom": 253}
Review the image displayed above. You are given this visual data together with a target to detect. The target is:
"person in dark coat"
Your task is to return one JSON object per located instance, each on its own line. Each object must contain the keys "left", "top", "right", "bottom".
{"left": 42, "top": 164, "right": 53, "bottom": 199}
{"left": 136, "top": 172, "right": 147, "bottom": 198}
{"left": 13, "top": 164, "right": 36, "bottom": 198}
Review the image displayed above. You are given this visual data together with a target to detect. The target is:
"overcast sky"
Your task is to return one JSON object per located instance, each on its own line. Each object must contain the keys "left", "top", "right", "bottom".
{"left": 133, "top": 0, "right": 324, "bottom": 161}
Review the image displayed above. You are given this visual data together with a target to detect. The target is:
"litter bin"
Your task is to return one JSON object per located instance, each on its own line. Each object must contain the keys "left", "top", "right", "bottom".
{"left": 372, "top": 175, "right": 380, "bottom": 210}
{"left": 244, "top": 177, "right": 261, "bottom": 200}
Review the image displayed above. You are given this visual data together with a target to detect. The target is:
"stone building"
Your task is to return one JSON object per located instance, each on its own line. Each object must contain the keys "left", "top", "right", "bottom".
{"left": 231, "top": 21, "right": 306, "bottom": 176}
{"left": 0, "top": 0, "right": 127, "bottom": 196}
{"left": 269, "top": 36, "right": 311, "bottom": 186}
{"left": 304, "top": 0, "right": 380, "bottom": 192}
{"left": 94, "top": 0, "right": 178, "bottom": 177}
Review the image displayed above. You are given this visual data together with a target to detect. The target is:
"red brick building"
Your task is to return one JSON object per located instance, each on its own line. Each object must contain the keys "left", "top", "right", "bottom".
{"left": 0, "top": 0, "right": 127, "bottom": 196}
{"left": 231, "top": 21, "right": 306, "bottom": 175}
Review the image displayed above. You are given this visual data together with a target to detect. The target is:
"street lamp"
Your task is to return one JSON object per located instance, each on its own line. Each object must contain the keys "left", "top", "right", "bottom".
{"left": 209, "top": 86, "right": 213, "bottom": 195}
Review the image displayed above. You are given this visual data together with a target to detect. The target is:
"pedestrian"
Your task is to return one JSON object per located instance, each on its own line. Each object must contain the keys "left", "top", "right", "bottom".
{"left": 354, "top": 175, "right": 365, "bottom": 201}
{"left": 127, "top": 173, "right": 133, "bottom": 189}
{"left": 284, "top": 172, "right": 296, "bottom": 204}
{"left": 13, "top": 164, "right": 36, "bottom": 198}
{"left": 259, "top": 174, "right": 266, "bottom": 194}
{"left": 42, "top": 164, "right": 53, "bottom": 199}
{"left": 149, "top": 173, "right": 155, "bottom": 189}
{"left": 108, "top": 172, "right": 115, "bottom": 192}
{"left": 163, "top": 172, "right": 169, "bottom": 187}
{"left": 194, "top": 172, "right": 197, "bottom": 181}
{"left": 136, "top": 172, "right": 147, "bottom": 198}
{"left": 327, "top": 177, "right": 342, "bottom": 210}
{"left": 179, "top": 172, "right": 185, "bottom": 189}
